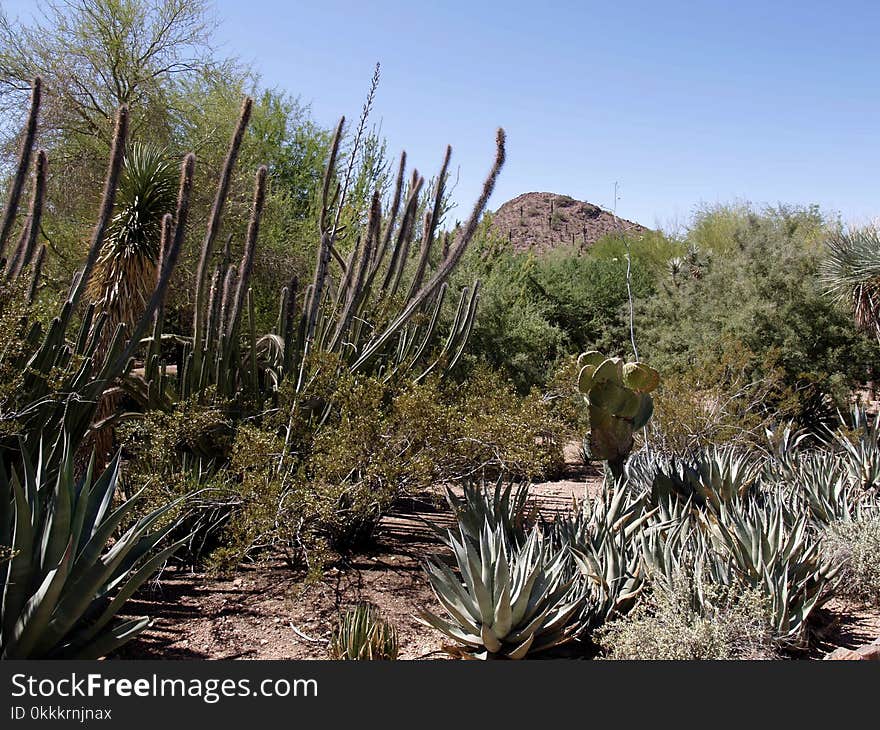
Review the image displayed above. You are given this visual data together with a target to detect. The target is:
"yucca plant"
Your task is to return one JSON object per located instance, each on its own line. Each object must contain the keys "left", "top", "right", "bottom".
{"left": 86, "top": 143, "right": 179, "bottom": 462}
{"left": 87, "top": 143, "right": 178, "bottom": 333}
{"left": 328, "top": 604, "right": 399, "bottom": 660}
{"left": 820, "top": 226, "right": 880, "bottom": 342}
{"left": 419, "top": 521, "right": 582, "bottom": 659}
{"left": 0, "top": 439, "right": 187, "bottom": 659}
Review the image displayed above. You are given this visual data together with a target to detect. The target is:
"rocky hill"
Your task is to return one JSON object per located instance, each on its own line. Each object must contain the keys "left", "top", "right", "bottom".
{"left": 490, "top": 192, "right": 648, "bottom": 254}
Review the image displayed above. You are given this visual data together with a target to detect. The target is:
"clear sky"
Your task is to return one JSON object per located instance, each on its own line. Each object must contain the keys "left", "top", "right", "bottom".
{"left": 6, "top": 0, "right": 880, "bottom": 230}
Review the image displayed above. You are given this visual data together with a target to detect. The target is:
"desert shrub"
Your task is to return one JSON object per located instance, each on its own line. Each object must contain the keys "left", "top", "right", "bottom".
{"left": 597, "top": 571, "right": 775, "bottom": 660}
{"left": 132, "top": 363, "right": 566, "bottom": 573}
{"left": 823, "top": 517, "right": 880, "bottom": 605}
{"left": 0, "top": 277, "right": 78, "bottom": 442}
{"left": 648, "top": 340, "right": 798, "bottom": 451}
{"left": 121, "top": 397, "right": 235, "bottom": 479}
{"left": 542, "top": 355, "right": 588, "bottom": 432}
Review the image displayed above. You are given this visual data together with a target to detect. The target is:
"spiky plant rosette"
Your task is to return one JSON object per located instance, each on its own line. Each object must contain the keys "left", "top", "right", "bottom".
{"left": 0, "top": 440, "right": 187, "bottom": 659}
{"left": 419, "top": 521, "right": 583, "bottom": 659}
{"left": 820, "top": 227, "right": 880, "bottom": 341}
{"left": 328, "top": 603, "right": 399, "bottom": 660}
{"left": 706, "top": 495, "right": 838, "bottom": 647}
{"left": 87, "top": 143, "right": 178, "bottom": 327}
{"left": 440, "top": 477, "right": 533, "bottom": 548}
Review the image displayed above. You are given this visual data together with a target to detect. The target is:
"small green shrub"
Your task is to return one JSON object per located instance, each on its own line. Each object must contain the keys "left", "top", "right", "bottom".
{"left": 597, "top": 571, "right": 776, "bottom": 660}
{"left": 328, "top": 604, "right": 399, "bottom": 660}
{"left": 823, "top": 517, "right": 880, "bottom": 605}
{"left": 128, "top": 362, "right": 564, "bottom": 574}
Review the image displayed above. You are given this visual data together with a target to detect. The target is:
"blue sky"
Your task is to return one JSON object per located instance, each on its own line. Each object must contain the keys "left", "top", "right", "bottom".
{"left": 6, "top": 1, "right": 880, "bottom": 230}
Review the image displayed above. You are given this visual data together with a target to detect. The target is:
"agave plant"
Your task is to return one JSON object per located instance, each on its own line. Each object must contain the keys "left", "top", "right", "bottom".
{"left": 763, "top": 422, "right": 809, "bottom": 479}
{"left": 640, "top": 507, "right": 735, "bottom": 599}
{"left": 646, "top": 446, "right": 762, "bottom": 511}
{"left": 550, "top": 485, "right": 652, "bottom": 629}
{"left": 831, "top": 405, "right": 880, "bottom": 491}
{"left": 0, "top": 439, "right": 187, "bottom": 659}
{"left": 328, "top": 604, "right": 399, "bottom": 660}
{"left": 441, "top": 477, "right": 532, "bottom": 547}
{"left": 707, "top": 494, "right": 838, "bottom": 647}
{"left": 419, "top": 521, "right": 582, "bottom": 659}
{"left": 780, "top": 451, "right": 858, "bottom": 525}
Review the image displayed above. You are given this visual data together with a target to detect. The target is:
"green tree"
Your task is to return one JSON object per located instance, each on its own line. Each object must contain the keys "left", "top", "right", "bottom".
{"left": 641, "top": 205, "right": 879, "bottom": 431}
{"left": 0, "top": 0, "right": 218, "bottom": 150}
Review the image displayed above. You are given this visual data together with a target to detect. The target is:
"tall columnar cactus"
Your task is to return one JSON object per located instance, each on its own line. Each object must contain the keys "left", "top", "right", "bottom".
{"left": 129, "top": 105, "right": 505, "bottom": 429}
{"left": 0, "top": 80, "right": 193, "bottom": 468}
{"left": 2, "top": 76, "right": 505, "bottom": 473}
{"left": 576, "top": 350, "right": 659, "bottom": 478}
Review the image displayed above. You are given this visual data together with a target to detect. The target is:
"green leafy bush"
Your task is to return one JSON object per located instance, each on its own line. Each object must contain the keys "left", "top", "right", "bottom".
{"left": 640, "top": 205, "right": 879, "bottom": 434}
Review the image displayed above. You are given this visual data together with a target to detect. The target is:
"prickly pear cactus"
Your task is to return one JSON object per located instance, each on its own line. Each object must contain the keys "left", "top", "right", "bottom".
{"left": 577, "top": 350, "right": 659, "bottom": 478}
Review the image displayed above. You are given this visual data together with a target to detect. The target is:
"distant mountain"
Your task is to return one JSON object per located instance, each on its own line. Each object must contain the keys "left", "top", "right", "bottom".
{"left": 490, "top": 192, "right": 648, "bottom": 254}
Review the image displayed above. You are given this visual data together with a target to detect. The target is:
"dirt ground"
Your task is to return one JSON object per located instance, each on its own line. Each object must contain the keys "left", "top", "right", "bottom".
{"left": 116, "top": 457, "right": 880, "bottom": 661}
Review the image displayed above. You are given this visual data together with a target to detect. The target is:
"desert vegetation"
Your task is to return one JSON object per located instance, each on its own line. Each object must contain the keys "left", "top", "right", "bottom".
{"left": 1, "top": 0, "right": 879, "bottom": 662}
